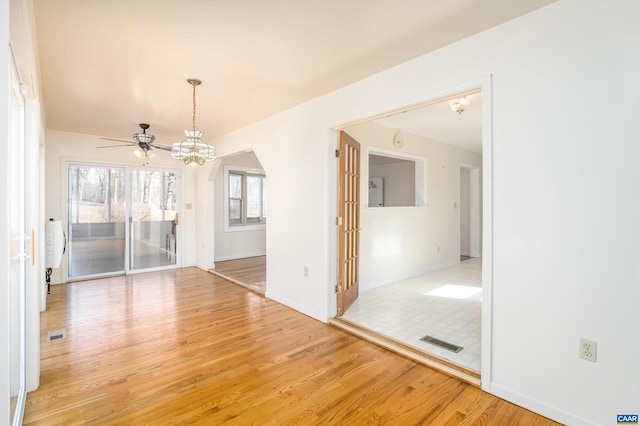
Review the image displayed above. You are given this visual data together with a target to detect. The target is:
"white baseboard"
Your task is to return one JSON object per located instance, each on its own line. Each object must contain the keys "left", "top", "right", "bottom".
{"left": 195, "top": 263, "right": 210, "bottom": 272}
{"left": 265, "top": 291, "right": 326, "bottom": 323}
{"left": 487, "top": 383, "right": 600, "bottom": 426}
{"left": 214, "top": 252, "right": 266, "bottom": 262}
{"left": 360, "top": 260, "right": 459, "bottom": 292}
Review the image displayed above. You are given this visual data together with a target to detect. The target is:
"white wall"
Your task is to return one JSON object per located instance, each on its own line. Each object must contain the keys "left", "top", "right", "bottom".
{"left": 460, "top": 167, "right": 471, "bottom": 256}
{"left": 197, "top": 1, "right": 640, "bottom": 423}
{"left": 6, "top": 0, "right": 45, "bottom": 417}
{"left": 45, "top": 130, "right": 198, "bottom": 283}
{"left": 195, "top": 111, "right": 332, "bottom": 320}
{"left": 346, "top": 121, "right": 481, "bottom": 290}
{"left": 213, "top": 151, "right": 266, "bottom": 262}
{"left": 369, "top": 160, "right": 415, "bottom": 207}
{"left": 1, "top": 0, "right": 12, "bottom": 421}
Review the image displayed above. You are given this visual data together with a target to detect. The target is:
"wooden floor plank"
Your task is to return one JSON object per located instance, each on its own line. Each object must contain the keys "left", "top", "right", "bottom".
{"left": 211, "top": 255, "right": 266, "bottom": 294}
{"left": 24, "top": 267, "right": 559, "bottom": 425}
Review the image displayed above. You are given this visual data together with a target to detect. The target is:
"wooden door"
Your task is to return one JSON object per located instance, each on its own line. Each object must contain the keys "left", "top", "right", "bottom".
{"left": 337, "top": 131, "right": 360, "bottom": 315}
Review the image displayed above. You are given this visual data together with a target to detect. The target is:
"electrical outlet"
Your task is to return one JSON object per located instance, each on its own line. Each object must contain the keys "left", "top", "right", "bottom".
{"left": 579, "top": 338, "right": 597, "bottom": 362}
{"left": 303, "top": 266, "right": 309, "bottom": 277}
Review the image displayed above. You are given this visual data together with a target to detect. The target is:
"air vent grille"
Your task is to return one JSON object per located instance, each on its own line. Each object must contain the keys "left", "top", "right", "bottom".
{"left": 46, "top": 329, "right": 66, "bottom": 342}
{"left": 420, "top": 335, "right": 463, "bottom": 353}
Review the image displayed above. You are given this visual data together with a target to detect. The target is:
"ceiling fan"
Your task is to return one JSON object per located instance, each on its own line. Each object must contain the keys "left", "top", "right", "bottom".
{"left": 98, "top": 123, "right": 171, "bottom": 165}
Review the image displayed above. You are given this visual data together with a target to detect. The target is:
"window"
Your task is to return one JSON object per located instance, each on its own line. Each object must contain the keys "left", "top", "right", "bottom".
{"left": 224, "top": 166, "right": 266, "bottom": 231}
{"left": 246, "top": 174, "right": 266, "bottom": 223}
{"left": 229, "top": 172, "right": 243, "bottom": 225}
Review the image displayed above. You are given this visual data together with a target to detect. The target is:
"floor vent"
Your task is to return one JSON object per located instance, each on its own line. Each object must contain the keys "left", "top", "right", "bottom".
{"left": 420, "top": 335, "right": 463, "bottom": 353}
{"left": 46, "top": 329, "right": 66, "bottom": 342}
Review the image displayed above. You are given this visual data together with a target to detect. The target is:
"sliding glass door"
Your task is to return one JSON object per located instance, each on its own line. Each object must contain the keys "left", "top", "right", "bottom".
{"left": 68, "top": 164, "right": 178, "bottom": 279}
{"left": 130, "top": 170, "right": 177, "bottom": 271}
{"left": 68, "top": 165, "right": 126, "bottom": 278}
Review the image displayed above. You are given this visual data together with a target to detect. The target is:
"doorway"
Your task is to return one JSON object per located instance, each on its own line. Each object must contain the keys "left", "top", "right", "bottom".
{"left": 67, "top": 164, "right": 179, "bottom": 279}
{"left": 334, "top": 90, "right": 486, "bottom": 376}
{"left": 210, "top": 150, "right": 268, "bottom": 294}
{"left": 460, "top": 165, "right": 481, "bottom": 260}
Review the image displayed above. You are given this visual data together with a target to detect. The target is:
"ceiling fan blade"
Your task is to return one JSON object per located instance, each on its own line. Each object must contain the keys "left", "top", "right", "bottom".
{"left": 97, "top": 144, "right": 136, "bottom": 148}
{"left": 100, "top": 137, "right": 135, "bottom": 144}
{"left": 153, "top": 145, "right": 172, "bottom": 151}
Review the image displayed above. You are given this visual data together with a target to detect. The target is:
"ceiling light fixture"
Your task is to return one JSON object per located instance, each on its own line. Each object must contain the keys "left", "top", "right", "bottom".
{"left": 171, "top": 78, "right": 216, "bottom": 166}
{"left": 98, "top": 123, "right": 168, "bottom": 166}
{"left": 132, "top": 124, "right": 156, "bottom": 165}
{"left": 133, "top": 146, "right": 156, "bottom": 159}
{"left": 133, "top": 124, "right": 155, "bottom": 144}
{"left": 449, "top": 96, "right": 470, "bottom": 115}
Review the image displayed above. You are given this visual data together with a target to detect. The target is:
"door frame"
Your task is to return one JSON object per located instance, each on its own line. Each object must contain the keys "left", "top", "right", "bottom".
{"left": 460, "top": 164, "right": 482, "bottom": 259}
{"left": 63, "top": 161, "right": 182, "bottom": 281}
{"left": 329, "top": 76, "right": 494, "bottom": 388}
{"left": 7, "top": 54, "right": 27, "bottom": 426}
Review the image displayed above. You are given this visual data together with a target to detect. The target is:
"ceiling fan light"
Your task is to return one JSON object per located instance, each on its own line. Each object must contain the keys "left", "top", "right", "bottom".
{"left": 133, "top": 147, "right": 145, "bottom": 158}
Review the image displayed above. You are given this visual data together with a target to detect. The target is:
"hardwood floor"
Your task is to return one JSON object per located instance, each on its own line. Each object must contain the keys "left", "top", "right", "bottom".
{"left": 24, "top": 268, "right": 559, "bottom": 425}
{"left": 211, "top": 255, "right": 266, "bottom": 294}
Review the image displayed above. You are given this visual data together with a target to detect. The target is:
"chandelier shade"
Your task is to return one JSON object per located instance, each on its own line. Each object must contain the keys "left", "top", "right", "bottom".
{"left": 171, "top": 78, "right": 216, "bottom": 166}
{"left": 171, "top": 130, "right": 216, "bottom": 166}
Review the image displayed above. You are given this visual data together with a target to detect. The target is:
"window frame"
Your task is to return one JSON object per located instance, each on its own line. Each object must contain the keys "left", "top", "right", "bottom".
{"left": 223, "top": 165, "right": 266, "bottom": 232}
{"left": 367, "top": 146, "right": 427, "bottom": 208}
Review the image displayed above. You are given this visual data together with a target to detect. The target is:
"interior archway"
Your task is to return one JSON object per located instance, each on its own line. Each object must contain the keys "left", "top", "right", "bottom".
{"left": 209, "top": 150, "right": 267, "bottom": 294}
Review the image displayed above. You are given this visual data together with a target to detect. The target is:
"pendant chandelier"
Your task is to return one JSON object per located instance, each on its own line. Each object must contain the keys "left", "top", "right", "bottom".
{"left": 171, "top": 78, "right": 216, "bottom": 166}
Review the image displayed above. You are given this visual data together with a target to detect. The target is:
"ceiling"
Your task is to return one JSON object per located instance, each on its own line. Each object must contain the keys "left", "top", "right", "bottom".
{"left": 32, "top": 0, "right": 554, "bottom": 146}
{"left": 374, "top": 92, "right": 482, "bottom": 153}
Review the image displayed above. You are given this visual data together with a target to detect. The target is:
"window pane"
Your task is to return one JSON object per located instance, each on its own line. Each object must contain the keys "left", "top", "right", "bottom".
{"left": 162, "top": 172, "right": 177, "bottom": 221}
{"left": 72, "top": 166, "right": 112, "bottom": 223}
{"left": 69, "top": 167, "right": 78, "bottom": 223}
{"left": 68, "top": 165, "right": 126, "bottom": 278}
{"left": 246, "top": 175, "right": 262, "bottom": 220}
{"left": 109, "top": 168, "right": 126, "bottom": 222}
{"left": 229, "top": 199, "right": 242, "bottom": 224}
{"left": 229, "top": 173, "right": 242, "bottom": 198}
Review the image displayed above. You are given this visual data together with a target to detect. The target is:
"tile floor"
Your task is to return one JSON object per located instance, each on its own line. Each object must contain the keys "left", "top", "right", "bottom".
{"left": 341, "top": 257, "right": 482, "bottom": 372}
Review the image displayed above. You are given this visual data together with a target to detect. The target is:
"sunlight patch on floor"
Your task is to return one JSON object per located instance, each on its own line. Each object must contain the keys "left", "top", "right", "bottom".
{"left": 425, "top": 284, "right": 481, "bottom": 299}
{"left": 341, "top": 257, "right": 482, "bottom": 372}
